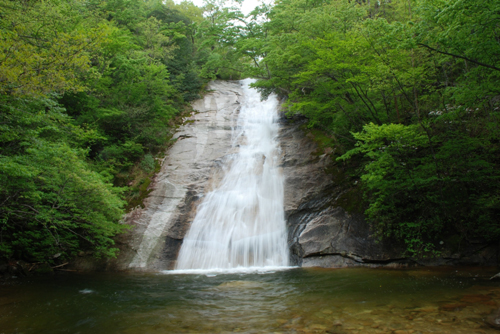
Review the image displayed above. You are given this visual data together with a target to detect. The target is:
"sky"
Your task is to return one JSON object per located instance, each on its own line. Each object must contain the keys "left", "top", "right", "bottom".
{"left": 180, "top": 0, "right": 267, "bottom": 15}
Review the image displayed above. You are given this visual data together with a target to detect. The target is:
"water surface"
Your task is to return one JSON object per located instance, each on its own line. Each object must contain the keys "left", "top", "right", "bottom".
{"left": 1, "top": 267, "right": 500, "bottom": 333}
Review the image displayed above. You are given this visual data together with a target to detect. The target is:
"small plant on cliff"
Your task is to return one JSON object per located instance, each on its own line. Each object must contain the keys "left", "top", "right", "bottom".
{"left": 141, "top": 154, "right": 155, "bottom": 173}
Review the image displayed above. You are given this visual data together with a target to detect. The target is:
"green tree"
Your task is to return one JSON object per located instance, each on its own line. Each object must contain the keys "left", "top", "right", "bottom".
{"left": 0, "top": 96, "right": 127, "bottom": 262}
{"left": 0, "top": 0, "right": 111, "bottom": 97}
{"left": 248, "top": 0, "right": 500, "bottom": 256}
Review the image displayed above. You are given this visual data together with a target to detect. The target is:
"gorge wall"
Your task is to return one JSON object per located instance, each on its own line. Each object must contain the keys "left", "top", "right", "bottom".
{"left": 278, "top": 117, "right": 499, "bottom": 268}
{"left": 277, "top": 117, "right": 406, "bottom": 268}
{"left": 73, "top": 80, "right": 499, "bottom": 271}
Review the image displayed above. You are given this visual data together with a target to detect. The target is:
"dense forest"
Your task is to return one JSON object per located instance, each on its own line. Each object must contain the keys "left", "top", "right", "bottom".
{"left": 0, "top": 0, "right": 228, "bottom": 264}
{"left": 1, "top": 0, "right": 499, "bottom": 265}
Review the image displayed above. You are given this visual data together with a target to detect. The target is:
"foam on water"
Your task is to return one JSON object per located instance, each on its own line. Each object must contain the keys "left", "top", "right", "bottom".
{"left": 173, "top": 79, "right": 289, "bottom": 271}
{"left": 163, "top": 266, "right": 296, "bottom": 276}
{"left": 78, "top": 289, "right": 94, "bottom": 294}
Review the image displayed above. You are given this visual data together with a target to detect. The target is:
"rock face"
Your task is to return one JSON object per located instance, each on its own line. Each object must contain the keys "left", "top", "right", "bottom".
{"left": 278, "top": 116, "right": 499, "bottom": 268}
{"left": 105, "top": 81, "right": 244, "bottom": 271}
{"left": 73, "top": 80, "right": 498, "bottom": 271}
{"left": 278, "top": 118, "right": 406, "bottom": 267}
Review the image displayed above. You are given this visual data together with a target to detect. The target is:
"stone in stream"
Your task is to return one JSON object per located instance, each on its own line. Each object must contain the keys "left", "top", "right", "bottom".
{"left": 414, "top": 306, "right": 439, "bottom": 313}
{"left": 461, "top": 294, "right": 493, "bottom": 304}
{"left": 308, "top": 323, "right": 327, "bottom": 330}
{"left": 486, "top": 308, "right": 500, "bottom": 329}
{"left": 440, "top": 303, "right": 468, "bottom": 311}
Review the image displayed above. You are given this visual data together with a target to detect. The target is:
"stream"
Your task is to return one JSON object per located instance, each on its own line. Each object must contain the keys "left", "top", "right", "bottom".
{"left": 1, "top": 267, "right": 500, "bottom": 333}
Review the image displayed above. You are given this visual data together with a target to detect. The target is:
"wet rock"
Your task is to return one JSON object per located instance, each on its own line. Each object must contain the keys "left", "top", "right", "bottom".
{"left": 486, "top": 308, "right": 500, "bottom": 329}
{"left": 12, "top": 261, "right": 29, "bottom": 277}
{"left": 415, "top": 306, "right": 439, "bottom": 313}
{"left": 308, "top": 323, "right": 327, "bottom": 330}
{"left": 461, "top": 294, "right": 492, "bottom": 304}
{"left": 279, "top": 113, "right": 500, "bottom": 268}
{"left": 278, "top": 118, "right": 407, "bottom": 267}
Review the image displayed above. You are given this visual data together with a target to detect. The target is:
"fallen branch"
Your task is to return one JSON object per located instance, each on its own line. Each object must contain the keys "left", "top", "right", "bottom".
{"left": 51, "top": 262, "right": 69, "bottom": 269}
{"left": 28, "top": 262, "right": 44, "bottom": 272}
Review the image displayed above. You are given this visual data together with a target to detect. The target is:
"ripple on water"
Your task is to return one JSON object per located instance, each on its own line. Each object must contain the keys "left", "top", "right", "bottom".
{"left": 0, "top": 267, "right": 500, "bottom": 333}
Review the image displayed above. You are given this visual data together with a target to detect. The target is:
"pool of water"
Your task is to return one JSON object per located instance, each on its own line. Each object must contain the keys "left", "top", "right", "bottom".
{"left": 1, "top": 267, "right": 500, "bottom": 333}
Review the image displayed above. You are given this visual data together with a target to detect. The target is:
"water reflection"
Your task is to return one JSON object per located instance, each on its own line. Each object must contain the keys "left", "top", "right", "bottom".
{"left": 1, "top": 267, "right": 500, "bottom": 333}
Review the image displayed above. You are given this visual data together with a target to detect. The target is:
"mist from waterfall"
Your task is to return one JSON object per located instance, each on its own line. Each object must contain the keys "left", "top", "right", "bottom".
{"left": 174, "top": 79, "right": 289, "bottom": 271}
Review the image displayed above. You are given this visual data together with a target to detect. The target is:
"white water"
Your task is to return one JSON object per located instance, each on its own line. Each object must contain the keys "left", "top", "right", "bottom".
{"left": 174, "top": 79, "right": 289, "bottom": 271}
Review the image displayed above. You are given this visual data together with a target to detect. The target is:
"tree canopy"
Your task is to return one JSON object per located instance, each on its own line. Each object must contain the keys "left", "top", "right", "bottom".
{"left": 228, "top": 0, "right": 500, "bottom": 257}
{"left": 1, "top": 0, "right": 499, "bottom": 262}
{"left": 0, "top": 0, "right": 227, "bottom": 263}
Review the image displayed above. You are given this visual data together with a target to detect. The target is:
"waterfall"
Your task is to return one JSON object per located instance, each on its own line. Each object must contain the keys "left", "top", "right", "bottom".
{"left": 174, "top": 79, "right": 289, "bottom": 271}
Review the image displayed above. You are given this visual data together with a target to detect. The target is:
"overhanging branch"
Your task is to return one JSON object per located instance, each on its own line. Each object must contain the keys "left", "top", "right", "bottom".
{"left": 418, "top": 43, "right": 500, "bottom": 72}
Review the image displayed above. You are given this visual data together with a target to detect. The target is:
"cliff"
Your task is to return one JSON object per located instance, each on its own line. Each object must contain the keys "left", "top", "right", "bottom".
{"left": 72, "top": 81, "right": 499, "bottom": 271}
{"left": 278, "top": 117, "right": 499, "bottom": 268}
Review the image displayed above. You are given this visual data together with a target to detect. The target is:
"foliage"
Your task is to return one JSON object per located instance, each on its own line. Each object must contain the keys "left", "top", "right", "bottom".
{"left": 141, "top": 154, "right": 155, "bottom": 173}
{"left": 231, "top": 0, "right": 500, "bottom": 256}
{"left": 3, "top": 0, "right": 499, "bottom": 261}
{"left": 0, "top": 0, "right": 110, "bottom": 97}
{"left": 195, "top": 0, "right": 247, "bottom": 80}
{"left": 0, "top": 96, "right": 127, "bottom": 262}
{"left": 0, "top": 0, "right": 215, "bottom": 263}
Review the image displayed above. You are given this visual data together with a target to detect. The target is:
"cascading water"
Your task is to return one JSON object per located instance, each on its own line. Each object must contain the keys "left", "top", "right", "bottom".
{"left": 175, "top": 79, "right": 289, "bottom": 271}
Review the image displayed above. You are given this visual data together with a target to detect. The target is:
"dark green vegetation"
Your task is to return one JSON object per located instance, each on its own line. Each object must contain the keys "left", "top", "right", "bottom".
{"left": 1, "top": 0, "right": 499, "bottom": 264}
{"left": 234, "top": 0, "right": 500, "bottom": 257}
{"left": 0, "top": 0, "right": 234, "bottom": 264}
